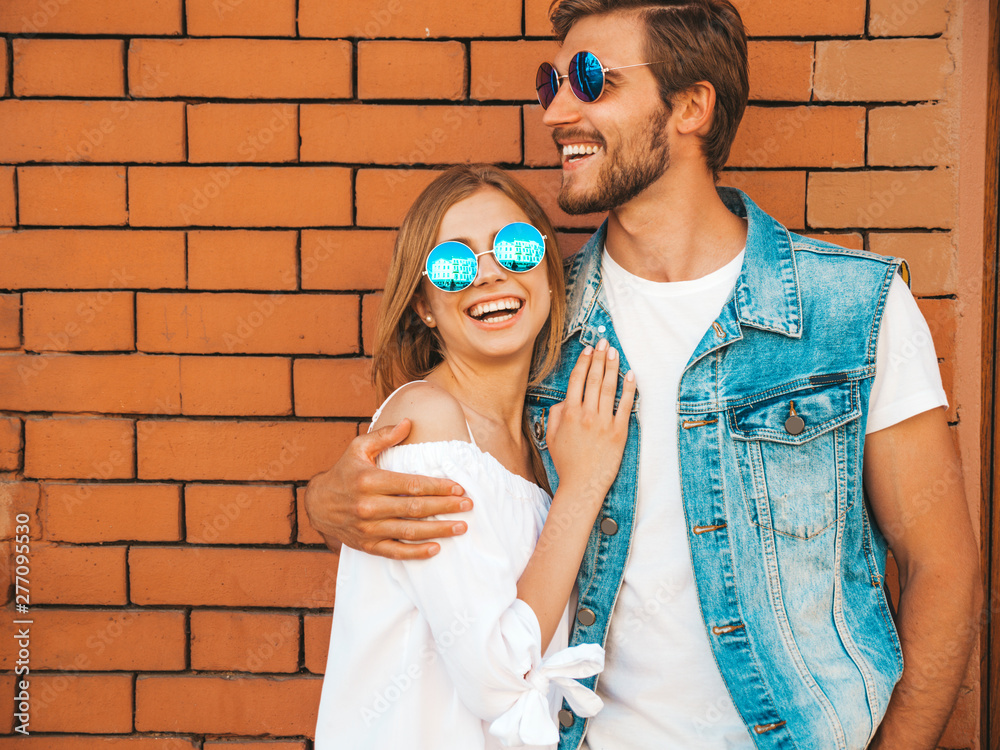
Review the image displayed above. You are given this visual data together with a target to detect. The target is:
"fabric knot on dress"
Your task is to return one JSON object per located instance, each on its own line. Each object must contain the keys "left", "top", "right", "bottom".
{"left": 488, "top": 643, "right": 605, "bottom": 747}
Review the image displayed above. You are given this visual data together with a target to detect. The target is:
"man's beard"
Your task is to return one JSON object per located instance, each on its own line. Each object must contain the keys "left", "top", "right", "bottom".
{"left": 557, "top": 108, "right": 671, "bottom": 216}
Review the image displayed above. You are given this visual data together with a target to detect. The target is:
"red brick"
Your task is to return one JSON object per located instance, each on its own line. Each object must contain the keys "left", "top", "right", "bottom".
{"left": 916, "top": 298, "right": 956, "bottom": 363}
{"left": 732, "top": 0, "right": 866, "bottom": 36}
{"left": 355, "top": 168, "right": 442, "bottom": 227}
{"left": 0, "top": 354, "right": 180, "bottom": 414}
{"left": 0, "top": 230, "right": 186, "bottom": 290}
{"left": 0, "top": 100, "right": 185, "bottom": 163}
{"left": 807, "top": 169, "right": 956, "bottom": 229}
{"left": 18, "top": 166, "right": 127, "bottom": 226}
{"left": 525, "top": 0, "right": 553, "bottom": 36}
{"left": 0, "top": 420, "right": 21, "bottom": 472}
{"left": 295, "top": 486, "right": 326, "bottom": 545}
{"left": 187, "top": 230, "right": 297, "bottom": 291}
{"left": 137, "top": 293, "right": 358, "bottom": 355}
{"left": 191, "top": 610, "right": 299, "bottom": 672}
{"left": 801, "top": 232, "right": 865, "bottom": 251}
{"left": 868, "top": 232, "right": 956, "bottom": 296}
{"left": 42, "top": 483, "right": 182, "bottom": 543}
{"left": 205, "top": 743, "right": 306, "bottom": 750}
{"left": 10, "top": 739, "right": 198, "bottom": 750}
{"left": 129, "top": 39, "right": 352, "bottom": 99}
{"left": 294, "top": 358, "right": 378, "bottom": 417}
{"left": 0, "top": 0, "right": 182, "bottom": 34}
{"left": 301, "top": 105, "right": 520, "bottom": 165}
{"left": 0, "top": 294, "right": 20, "bottom": 349}
{"left": 748, "top": 41, "right": 813, "bottom": 101}
{"left": 0, "top": 166, "right": 14, "bottom": 226}
{"left": 128, "top": 167, "right": 353, "bottom": 228}
{"left": 187, "top": 0, "right": 297, "bottom": 36}
{"left": 0, "top": 481, "right": 37, "bottom": 539}
{"left": 869, "top": 0, "right": 949, "bottom": 37}
{"left": 0, "top": 39, "right": 7, "bottom": 96}
{"left": 137, "top": 420, "right": 355, "bottom": 481}
{"left": 2, "top": 609, "right": 185, "bottom": 670}
{"left": 180, "top": 356, "right": 292, "bottom": 416}
{"left": 299, "top": 0, "right": 520, "bottom": 38}
{"left": 185, "top": 484, "right": 294, "bottom": 544}
{"left": 304, "top": 613, "right": 332, "bottom": 673}
{"left": 815, "top": 39, "right": 951, "bottom": 102}
{"left": 13, "top": 39, "right": 125, "bottom": 97}
{"left": 524, "top": 105, "right": 560, "bottom": 167}
{"left": 362, "top": 292, "right": 383, "bottom": 356}
{"left": 29, "top": 542, "right": 128, "bottom": 604}
{"left": 300, "top": 230, "right": 395, "bottom": 290}
{"left": 31, "top": 673, "right": 133, "bottom": 732}
{"left": 868, "top": 105, "right": 954, "bottom": 167}
{"left": 24, "top": 418, "right": 135, "bottom": 481}
{"left": 728, "top": 106, "right": 865, "bottom": 169}
{"left": 719, "top": 170, "right": 807, "bottom": 229}
{"left": 359, "top": 40, "right": 466, "bottom": 100}
{"left": 23, "top": 291, "right": 134, "bottom": 352}
{"left": 470, "top": 40, "right": 560, "bottom": 101}
{"left": 130, "top": 547, "right": 338, "bottom": 606}
{"left": 187, "top": 104, "right": 298, "bottom": 164}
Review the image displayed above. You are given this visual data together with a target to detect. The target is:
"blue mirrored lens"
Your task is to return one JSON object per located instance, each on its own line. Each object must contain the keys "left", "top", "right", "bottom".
{"left": 426, "top": 241, "right": 477, "bottom": 291}
{"left": 493, "top": 223, "right": 545, "bottom": 273}
{"left": 570, "top": 51, "right": 604, "bottom": 102}
{"left": 536, "top": 62, "right": 557, "bottom": 109}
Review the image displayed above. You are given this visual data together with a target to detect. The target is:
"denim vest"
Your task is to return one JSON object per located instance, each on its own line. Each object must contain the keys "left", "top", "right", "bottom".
{"left": 527, "top": 189, "right": 905, "bottom": 750}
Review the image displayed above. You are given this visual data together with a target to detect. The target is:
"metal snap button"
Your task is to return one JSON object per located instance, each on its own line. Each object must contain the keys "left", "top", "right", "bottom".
{"left": 600, "top": 517, "right": 618, "bottom": 535}
{"left": 577, "top": 608, "right": 596, "bottom": 626}
{"left": 558, "top": 709, "right": 575, "bottom": 727}
{"left": 784, "top": 400, "right": 805, "bottom": 435}
{"left": 597, "top": 325, "right": 606, "bottom": 333}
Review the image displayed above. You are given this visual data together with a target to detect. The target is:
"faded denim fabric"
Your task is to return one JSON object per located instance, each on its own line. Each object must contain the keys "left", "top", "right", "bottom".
{"left": 527, "top": 189, "right": 904, "bottom": 750}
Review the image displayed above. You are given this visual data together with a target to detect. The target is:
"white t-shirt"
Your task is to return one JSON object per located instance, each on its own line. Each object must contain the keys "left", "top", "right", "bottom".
{"left": 582, "top": 248, "right": 947, "bottom": 750}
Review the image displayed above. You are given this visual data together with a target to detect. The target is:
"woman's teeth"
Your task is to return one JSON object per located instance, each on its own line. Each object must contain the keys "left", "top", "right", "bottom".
{"left": 468, "top": 298, "right": 523, "bottom": 321}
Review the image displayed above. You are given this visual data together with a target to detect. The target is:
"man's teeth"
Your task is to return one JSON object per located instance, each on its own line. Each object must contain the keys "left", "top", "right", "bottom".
{"left": 468, "top": 298, "right": 522, "bottom": 320}
{"left": 563, "top": 143, "right": 602, "bottom": 159}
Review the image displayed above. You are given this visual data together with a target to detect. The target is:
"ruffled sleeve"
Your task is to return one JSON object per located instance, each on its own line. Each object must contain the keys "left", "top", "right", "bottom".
{"left": 382, "top": 441, "right": 604, "bottom": 747}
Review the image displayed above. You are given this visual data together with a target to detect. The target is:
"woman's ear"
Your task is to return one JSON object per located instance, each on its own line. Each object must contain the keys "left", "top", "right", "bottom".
{"left": 412, "top": 294, "right": 434, "bottom": 327}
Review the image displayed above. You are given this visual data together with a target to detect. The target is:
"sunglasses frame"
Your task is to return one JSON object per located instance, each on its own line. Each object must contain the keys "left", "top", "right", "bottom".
{"left": 421, "top": 222, "right": 548, "bottom": 293}
{"left": 536, "top": 50, "right": 668, "bottom": 109}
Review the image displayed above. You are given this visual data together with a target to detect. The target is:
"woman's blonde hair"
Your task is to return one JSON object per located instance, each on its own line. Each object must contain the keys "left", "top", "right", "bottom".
{"left": 372, "top": 165, "right": 566, "bottom": 402}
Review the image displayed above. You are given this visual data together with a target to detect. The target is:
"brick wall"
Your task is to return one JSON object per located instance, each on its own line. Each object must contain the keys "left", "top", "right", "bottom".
{"left": 0, "top": 0, "right": 979, "bottom": 747}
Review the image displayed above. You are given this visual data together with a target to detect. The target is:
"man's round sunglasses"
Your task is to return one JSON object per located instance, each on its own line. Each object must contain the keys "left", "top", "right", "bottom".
{"left": 422, "top": 222, "right": 547, "bottom": 293}
{"left": 536, "top": 50, "right": 666, "bottom": 109}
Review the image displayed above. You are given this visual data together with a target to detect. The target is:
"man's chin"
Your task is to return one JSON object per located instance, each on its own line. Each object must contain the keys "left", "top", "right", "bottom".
{"left": 557, "top": 186, "right": 613, "bottom": 216}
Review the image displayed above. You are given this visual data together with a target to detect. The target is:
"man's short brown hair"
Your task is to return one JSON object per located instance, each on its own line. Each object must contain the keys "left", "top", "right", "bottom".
{"left": 550, "top": 0, "right": 749, "bottom": 178}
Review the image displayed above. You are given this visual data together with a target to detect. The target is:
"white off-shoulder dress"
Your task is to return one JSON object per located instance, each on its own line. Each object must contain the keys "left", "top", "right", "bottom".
{"left": 314, "top": 382, "right": 605, "bottom": 749}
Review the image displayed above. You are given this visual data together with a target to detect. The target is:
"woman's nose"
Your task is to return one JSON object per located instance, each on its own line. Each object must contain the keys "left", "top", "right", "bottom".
{"left": 473, "top": 252, "right": 508, "bottom": 285}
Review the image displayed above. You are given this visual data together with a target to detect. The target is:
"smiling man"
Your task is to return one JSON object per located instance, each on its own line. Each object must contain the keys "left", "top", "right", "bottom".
{"left": 304, "top": 2, "right": 981, "bottom": 748}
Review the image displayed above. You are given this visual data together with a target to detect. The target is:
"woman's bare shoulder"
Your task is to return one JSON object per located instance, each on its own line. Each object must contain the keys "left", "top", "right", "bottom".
{"left": 372, "top": 382, "right": 472, "bottom": 446}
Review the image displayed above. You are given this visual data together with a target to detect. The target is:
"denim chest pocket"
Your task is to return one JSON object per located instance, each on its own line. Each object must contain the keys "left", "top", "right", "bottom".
{"left": 728, "top": 380, "right": 862, "bottom": 540}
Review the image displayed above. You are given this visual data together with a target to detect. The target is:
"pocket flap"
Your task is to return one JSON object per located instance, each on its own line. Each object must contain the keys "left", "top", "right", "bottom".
{"left": 729, "top": 380, "right": 860, "bottom": 444}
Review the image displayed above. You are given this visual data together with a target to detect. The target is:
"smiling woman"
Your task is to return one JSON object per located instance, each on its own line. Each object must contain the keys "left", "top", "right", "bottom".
{"left": 312, "top": 164, "right": 636, "bottom": 749}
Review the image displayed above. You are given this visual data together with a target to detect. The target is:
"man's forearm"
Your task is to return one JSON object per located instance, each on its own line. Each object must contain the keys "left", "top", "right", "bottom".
{"left": 869, "top": 564, "right": 981, "bottom": 749}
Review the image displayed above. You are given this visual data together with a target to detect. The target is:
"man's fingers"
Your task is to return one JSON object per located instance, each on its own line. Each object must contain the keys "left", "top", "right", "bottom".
{"left": 357, "top": 491, "right": 472, "bottom": 521}
{"left": 372, "top": 518, "right": 468, "bottom": 543}
{"left": 359, "top": 468, "right": 465, "bottom": 503}
{"left": 359, "top": 419, "right": 413, "bottom": 462}
{"left": 367, "top": 538, "right": 443, "bottom": 561}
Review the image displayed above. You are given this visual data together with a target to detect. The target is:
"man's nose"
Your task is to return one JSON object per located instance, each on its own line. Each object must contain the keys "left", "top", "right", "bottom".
{"left": 541, "top": 78, "right": 582, "bottom": 130}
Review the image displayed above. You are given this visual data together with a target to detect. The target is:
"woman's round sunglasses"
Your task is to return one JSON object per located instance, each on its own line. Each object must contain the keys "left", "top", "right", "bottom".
{"left": 422, "top": 222, "right": 547, "bottom": 293}
{"left": 536, "top": 50, "right": 666, "bottom": 109}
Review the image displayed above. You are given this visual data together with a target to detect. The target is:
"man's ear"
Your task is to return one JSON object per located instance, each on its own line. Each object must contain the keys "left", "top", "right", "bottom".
{"left": 674, "top": 81, "right": 716, "bottom": 137}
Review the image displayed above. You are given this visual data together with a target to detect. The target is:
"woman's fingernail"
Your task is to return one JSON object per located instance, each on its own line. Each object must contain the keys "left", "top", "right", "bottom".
{"left": 596, "top": 338, "right": 609, "bottom": 351}
{"left": 583, "top": 345, "right": 593, "bottom": 355}
{"left": 626, "top": 370, "right": 635, "bottom": 381}
{"left": 608, "top": 347, "right": 618, "bottom": 361}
